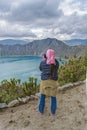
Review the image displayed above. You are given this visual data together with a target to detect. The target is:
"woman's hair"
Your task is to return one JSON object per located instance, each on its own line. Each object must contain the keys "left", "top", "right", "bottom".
{"left": 45, "top": 49, "right": 57, "bottom": 79}
{"left": 43, "top": 54, "right": 47, "bottom": 59}
{"left": 50, "top": 64, "right": 56, "bottom": 79}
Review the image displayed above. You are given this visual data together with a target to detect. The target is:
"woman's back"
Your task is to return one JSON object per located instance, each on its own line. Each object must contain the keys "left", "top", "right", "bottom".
{"left": 39, "top": 59, "right": 59, "bottom": 81}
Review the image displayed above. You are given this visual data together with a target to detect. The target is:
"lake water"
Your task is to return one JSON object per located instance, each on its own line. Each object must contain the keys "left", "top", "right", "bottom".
{"left": 0, "top": 56, "right": 67, "bottom": 83}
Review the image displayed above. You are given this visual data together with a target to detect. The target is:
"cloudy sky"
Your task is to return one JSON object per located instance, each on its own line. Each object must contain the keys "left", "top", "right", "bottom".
{"left": 0, "top": 0, "right": 87, "bottom": 40}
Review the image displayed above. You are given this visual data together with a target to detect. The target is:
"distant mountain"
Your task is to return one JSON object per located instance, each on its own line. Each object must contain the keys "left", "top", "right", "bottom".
{"left": 0, "top": 38, "right": 87, "bottom": 57}
{"left": 64, "top": 39, "right": 87, "bottom": 46}
{"left": 0, "top": 39, "right": 28, "bottom": 45}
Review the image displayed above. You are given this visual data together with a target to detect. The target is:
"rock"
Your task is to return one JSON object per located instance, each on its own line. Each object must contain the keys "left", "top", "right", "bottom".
{"left": 30, "top": 95, "right": 39, "bottom": 100}
{"left": 35, "top": 93, "right": 40, "bottom": 97}
{"left": 3, "top": 95, "right": 38, "bottom": 108}
{"left": 10, "top": 109, "right": 14, "bottom": 113}
{"left": 0, "top": 103, "right": 8, "bottom": 109}
{"left": 9, "top": 120, "right": 16, "bottom": 124}
{"left": 18, "top": 96, "right": 30, "bottom": 104}
{"left": 83, "top": 80, "right": 86, "bottom": 84}
{"left": 21, "top": 97, "right": 30, "bottom": 103}
{"left": 73, "top": 81, "right": 83, "bottom": 86}
{"left": 58, "top": 81, "right": 84, "bottom": 91}
{"left": 26, "top": 96, "right": 30, "bottom": 101}
{"left": 58, "top": 83, "right": 73, "bottom": 91}
{"left": 23, "top": 120, "right": 31, "bottom": 127}
{"left": 17, "top": 97, "right": 22, "bottom": 102}
{"left": 8, "top": 100, "right": 19, "bottom": 107}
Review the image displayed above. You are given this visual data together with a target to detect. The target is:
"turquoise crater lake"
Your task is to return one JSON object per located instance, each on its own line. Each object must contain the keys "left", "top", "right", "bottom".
{"left": 0, "top": 56, "right": 67, "bottom": 83}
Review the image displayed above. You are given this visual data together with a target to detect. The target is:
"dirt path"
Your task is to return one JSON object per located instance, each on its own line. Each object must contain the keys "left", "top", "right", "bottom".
{"left": 0, "top": 84, "right": 87, "bottom": 130}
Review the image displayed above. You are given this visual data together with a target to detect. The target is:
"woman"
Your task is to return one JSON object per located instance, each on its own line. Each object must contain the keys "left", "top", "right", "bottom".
{"left": 38, "top": 49, "right": 59, "bottom": 115}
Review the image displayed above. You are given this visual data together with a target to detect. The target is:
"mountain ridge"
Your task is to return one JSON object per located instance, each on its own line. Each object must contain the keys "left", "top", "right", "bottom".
{"left": 0, "top": 38, "right": 87, "bottom": 46}
{"left": 0, "top": 39, "right": 28, "bottom": 45}
{"left": 0, "top": 38, "right": 87, "bottom": 57}
{"left": 64, "top": 39, "right": 87, "bottom": 46}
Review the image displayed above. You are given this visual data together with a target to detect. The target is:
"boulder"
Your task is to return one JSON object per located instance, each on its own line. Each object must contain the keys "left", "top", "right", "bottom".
{"left": 30, "top": 95, "right": 39, "bottom": 100}
{"left": 58, "top": 83, "right": 73, "bottom": 91}
{"left": 35, "top": 93, "right": 40, "bottom": 97}
{"left": 8, "top": 100, "right": 19, "bottom": 107}
{"left": 73, "top": 81, "right": 83, "bottom": 86}
{"left": 0, "top": 103, "right": 8, "bottom": 109}
{"left": 18, "top": 96, "right": 31, "bottom": 104}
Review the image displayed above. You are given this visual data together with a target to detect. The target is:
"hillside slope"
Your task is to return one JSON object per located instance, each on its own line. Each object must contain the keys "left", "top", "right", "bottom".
{"left": 0, "top": 84, "right": 87, "bottom": 130}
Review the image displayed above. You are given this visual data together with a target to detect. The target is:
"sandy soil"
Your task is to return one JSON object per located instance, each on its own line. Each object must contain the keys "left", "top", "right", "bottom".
{"left": 0, "top": 84, "right": 87, "bottom": 130}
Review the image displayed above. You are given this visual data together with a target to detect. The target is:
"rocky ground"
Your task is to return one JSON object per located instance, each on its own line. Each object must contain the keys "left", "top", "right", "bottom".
{"left": 0, "top": 83, "right": 87, "bottom": 130}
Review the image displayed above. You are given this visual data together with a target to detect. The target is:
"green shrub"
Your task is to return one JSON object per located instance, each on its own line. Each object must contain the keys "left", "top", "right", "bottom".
{"left": 58, "top": 56, "right": 87, "bottom": 86}
{"left": 0, "top": 77, "right": 39, "bottom": 104}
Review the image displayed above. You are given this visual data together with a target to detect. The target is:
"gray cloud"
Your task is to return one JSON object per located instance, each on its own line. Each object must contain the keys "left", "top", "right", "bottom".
{"left": 1, "top": 0, "right": 62, "bottom": 23}
{"left": 51, "top": 12, "right": 87, "bottom": 39}
{"left": 0, "top": 0, "right": 87, "bottom": 40}
{"left": 0, "top": 0, "right": 11, "bottom": 12}
{"left": 0, "top": 31, "right": 36, "bottom": 38}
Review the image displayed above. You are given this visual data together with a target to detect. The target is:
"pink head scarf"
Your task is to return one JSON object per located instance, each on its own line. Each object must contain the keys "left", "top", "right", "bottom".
{"left": 46, "top": 49, "right": 56, "bottom": 65}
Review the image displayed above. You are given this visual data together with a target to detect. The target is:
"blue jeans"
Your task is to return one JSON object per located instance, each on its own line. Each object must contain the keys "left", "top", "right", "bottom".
{"left": 38, "top": 94, "right": 57, "bottom": 114}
